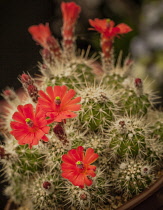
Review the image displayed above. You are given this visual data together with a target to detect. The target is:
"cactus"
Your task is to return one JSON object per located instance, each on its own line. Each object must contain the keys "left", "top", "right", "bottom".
{"left": 111, "top": 159, "right": 155, "bottom": 198}
{"left": 0, "top": 2, "right": 163, "bottom": 210}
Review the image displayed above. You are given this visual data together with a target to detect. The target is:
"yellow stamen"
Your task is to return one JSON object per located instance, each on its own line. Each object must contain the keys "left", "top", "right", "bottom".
{"left": 76, "top": 161, "right": 82, "bottom": 165}
{"left": 25, "top": 118, "right": 31, "bottom": 122}
{"left": 55, "top": 96, "right": 60, "bottom": 100}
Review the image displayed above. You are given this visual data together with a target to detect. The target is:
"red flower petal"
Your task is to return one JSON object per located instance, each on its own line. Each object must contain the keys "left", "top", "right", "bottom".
{"left": 68, "top": 149, "right": 81, "bottom": 162}
{"left": 10, "top": 121, "right": 26, "bottom": 130}
{"left": 62, "top": 154, "right": 76, "bottom": 165}
{"left": 84, "top": 175, "right": 93, "bottom": 187}
{"left": 89, "top": 18, "right": 132, "bottom": 39}
{"left": 41, "top": 135, "right": 49, "bottom": 142}
{"left": 116, "top": 23, "right": 132, "bottom": 34}
{"left": 87, "top": 169, "right": 96, "bottom": 177}
{"left": 83, "top": 148, "right": 99, "bottom": 164}
{"left": 41, "top": 126, "right": 50, "bottom": 134}
{"left": 61, "top": 2, "right": 81, "bottom": 25}
{"left": 64, "top": 104, "right": 81, "bottom": 111}
{"left": 61, "top": 162, "right": 76, "bottom": 171}
{"left": 71, "top": 173, "right": 85, "bottom": 188}
{"left": 46, "top": 86, "right": 55, "bottom": 101}
{"left": 12, "top": 112, "right": 25, "bottom": 124}
{"left": 66, "top": 97, "right": 81, "bottom": 106}
{"left": 22, "top": 104, "right": 34, "bottom": 120}
{"left": 38, "top": 90, "right": 51, "bottom": 102}
{"left": 76, "top": 146, "right": 84, "bottom": 160}
{"left": 61, "top": 89, "right": 76, "bottom": 105}
{"left": 28, "top": 23, "right": 51, "bottom": 48}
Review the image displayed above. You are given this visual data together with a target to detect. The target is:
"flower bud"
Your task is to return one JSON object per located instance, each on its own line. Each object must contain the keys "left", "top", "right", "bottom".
{"left": 27, "top": 85, "right": 39, "bottom": 103}
{"left": 20, "top": 74, "right": 33, "bottom": 86}
{"left": 119, "top": 120, "right": 125, "bottom": 128}
{"left": 0, "top": 146, "right": 5, "bottom": 159}
{"left": 43, "top": 181, "right": 52, "bottom": 190}
{"left": 53, "top": 122, "right": 68, "bottom": 145}
{"left": 80, "top": 193, "right": 87, "bottom": 200}
{"left": 135, "top": 78, "right": 142, "bottom": 88}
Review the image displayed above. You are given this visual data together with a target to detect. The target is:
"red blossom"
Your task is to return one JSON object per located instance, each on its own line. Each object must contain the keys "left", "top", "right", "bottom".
{"left": 89, "top": 19, "right": 132, "bottom": 70}
{"left": 28, "top": 23, "right": 51, "bottom": 49}
{"left": 89, "top": 19, "right": 132, "bottom": 39}
{"left": 61, "top": 146, "right": 98, "bottom": 188}
{"left": 61, "top": 2, "right": 81, "bottom": 54}
{"left": 29, "top": 24, "right": 62, "bottom": 60}
{"left": 10, "top": 104, "right": 50, "bottom": 149}
{"left": 38, "top": 86, "right": 81, "bottom": 123}
{"left": 61, "top": 2, "right": 81, "bottom": 28}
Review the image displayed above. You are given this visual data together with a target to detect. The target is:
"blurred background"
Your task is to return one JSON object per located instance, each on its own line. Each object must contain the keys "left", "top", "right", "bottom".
{"left": 0, "top": 0, "right": 163, "bottom": 208}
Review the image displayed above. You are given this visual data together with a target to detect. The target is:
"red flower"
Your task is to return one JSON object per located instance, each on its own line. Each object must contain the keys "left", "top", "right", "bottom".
{"left": 10, "top": 104, "right": 50, "bottom": 149}
{"left": 38, "top": 86, "right": 81, "bottom": 123}
{"left": 61, "top": 2, "right": 81, "bottom": 53}
{"left": 28, "top": 23, "right": 51, "bottom": 48}
{"left": 61, "top": 2, "right": 81, "bottom": 28}
{"left": 89, "top": 18, "right": 132, "bottom": 39}
{"left": 89, "top": 19, "right": 132, "bottom": 70}
{"left": 61, "top": 146, "right": 98, "bottom": 188}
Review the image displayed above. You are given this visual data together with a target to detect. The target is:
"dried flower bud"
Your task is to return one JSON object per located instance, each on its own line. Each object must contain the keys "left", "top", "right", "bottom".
{"left": 53, "top": 122, "right": 68, "bottom": 145}
{"left": 27, "top": 85, "right": 39, "bottom": 103}
{"left": 134, "top": 78, "right": 143, "bottom": 95}
{"left": 80, "top": 193, "right": 87, "bottom": 200}
{"left": 141, "top": 166, "right": 151, "bottom": 176}
{"left": 46, "top": 36, "right": 62, "bottom": 60}
{"left": 20, "top": 74, "right": 33, "bottom": 86}
{"left": 0, "top": 146, "right": 5, "bottom": 159}
{"left": 43, "top": 181, "right": 52, "bottom": 190}
{"left": 135, "top": 78, "right": 142, "bottom": 88}
{"left": 41, "top": 48, "right": 52, "bottom": 62}
{"left": 2, "top": 89, "right": 16, "bottom": 101}
{"left": 119, "top": 121, "right": 125, "bottom": 128}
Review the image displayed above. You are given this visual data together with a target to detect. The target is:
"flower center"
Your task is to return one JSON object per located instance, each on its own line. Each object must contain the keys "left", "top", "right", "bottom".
{"left": 76, "top": 161, "right": 84, "bottom": 169}
{"left": 25, "top": 118, "right": 34, "bottom": 127}
{"left": 55, "top": 96, "right": 61, "bottom": 105}
{"left": 106, "top": 19, "right": 111, "bottom": 28}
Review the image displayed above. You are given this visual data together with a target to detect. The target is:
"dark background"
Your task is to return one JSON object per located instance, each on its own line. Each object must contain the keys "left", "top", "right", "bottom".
{"left": 0, "top": 0, "right": 141, "bottom": 100}
{"left": 0, "top": 0, "right": 162, "bottom": 209}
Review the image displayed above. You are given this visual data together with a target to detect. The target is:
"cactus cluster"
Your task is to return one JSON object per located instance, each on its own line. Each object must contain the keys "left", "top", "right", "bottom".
{"left": 0, "top": 2, "right": 163, "bottom": 210}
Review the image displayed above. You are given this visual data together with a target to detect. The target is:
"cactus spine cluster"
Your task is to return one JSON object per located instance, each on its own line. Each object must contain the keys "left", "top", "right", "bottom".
{"left": 0, "top": 2, "right": 162, "bottom": 210}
